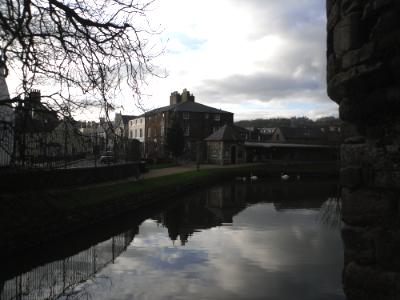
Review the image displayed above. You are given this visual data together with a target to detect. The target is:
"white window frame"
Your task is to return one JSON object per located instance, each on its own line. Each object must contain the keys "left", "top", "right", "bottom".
{"left": 184, "top": 126, "right": 190, "bottom": 136}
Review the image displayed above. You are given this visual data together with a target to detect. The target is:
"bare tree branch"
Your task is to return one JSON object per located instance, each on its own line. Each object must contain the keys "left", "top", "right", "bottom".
{"left": 0, "top": 0, "right": 163, "bottom": 118}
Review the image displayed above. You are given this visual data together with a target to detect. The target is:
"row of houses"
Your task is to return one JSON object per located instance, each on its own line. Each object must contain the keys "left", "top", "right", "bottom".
{"left": 0, "top": 87, "right": 140, "bottom": 168}
{"left": 106, "top": 88, "right": 341, "bottom": 164}
{"left": 85, "top": 88, "right": 234, "bottom": 161}
{"left": 0, "top": 48, "right": 341, "bottom": 167}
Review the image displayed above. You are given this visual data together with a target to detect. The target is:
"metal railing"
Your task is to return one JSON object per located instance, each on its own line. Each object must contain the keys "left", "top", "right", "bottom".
{"left": 0, "top": 120, "right": 141, "bottom": 171}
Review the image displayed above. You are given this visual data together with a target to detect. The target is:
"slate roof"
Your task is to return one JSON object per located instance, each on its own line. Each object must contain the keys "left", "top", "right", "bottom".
{"left": 121, "top": 115, "right": 136, "bottom": 124}
{"left": 205, "top": 124, "right": 246, "bottom": 141}
{"left": 278, "top": 127, "right": 326, "bottom": 140}
{"left": 145, "top": 101, "right": 232, "bottom": 116}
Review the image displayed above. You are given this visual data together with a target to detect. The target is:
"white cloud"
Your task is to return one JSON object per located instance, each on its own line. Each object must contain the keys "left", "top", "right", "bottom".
{"left": 133, "top": 0, "right": 338, "bottom": 120}
{"left": 5, "top": 0, "right": 338, "bottom": 121}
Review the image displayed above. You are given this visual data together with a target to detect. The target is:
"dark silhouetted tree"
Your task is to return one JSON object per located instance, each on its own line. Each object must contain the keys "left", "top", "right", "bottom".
{"left": 165, "top": 117, "right": 184, "bottom": 160}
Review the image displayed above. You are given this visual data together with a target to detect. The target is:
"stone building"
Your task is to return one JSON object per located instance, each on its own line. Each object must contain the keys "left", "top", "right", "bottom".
{"left": 144, "top": 89, "right": 233, "bottom": 159}
{"left": 205, "top": 124, "right": 247, "bottom": 165}
{"left": 327, "top": 1, "right": 400, "bottom": 299}
{"left": 270, "top": 127, "right": 341, "bottom": 145}
{"left": 14, "top": 91, "right": 60, "bottom": 161}
{"left": 114, "top": 112, "right": 136, "bottom": 139}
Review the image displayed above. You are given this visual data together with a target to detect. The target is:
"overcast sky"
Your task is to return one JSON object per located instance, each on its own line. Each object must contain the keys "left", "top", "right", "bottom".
{"left": 128, "top": 0, "right": 338, "bottom": 121}
{"left": 6, "top": 0, "right": 338, "bottom": 121}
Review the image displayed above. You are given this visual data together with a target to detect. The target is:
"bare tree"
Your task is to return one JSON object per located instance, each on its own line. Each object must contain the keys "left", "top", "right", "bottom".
{"left": 0, "top": 0, "right": 162, "bottom": 116}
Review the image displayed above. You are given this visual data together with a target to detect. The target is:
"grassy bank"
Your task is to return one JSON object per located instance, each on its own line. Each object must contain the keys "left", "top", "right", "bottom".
{"left": 0, "top": 162, "right": 338, "bottom": 255}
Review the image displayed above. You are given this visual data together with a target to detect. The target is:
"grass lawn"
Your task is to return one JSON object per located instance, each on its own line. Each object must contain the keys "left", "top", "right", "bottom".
{"left": 147, "top": 162, "right": 179, "bottom": 170}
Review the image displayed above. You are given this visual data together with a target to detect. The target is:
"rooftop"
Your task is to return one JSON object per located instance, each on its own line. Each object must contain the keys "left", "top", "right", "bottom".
{"left": 205, "top": 124, "right": 246, "bottom": 142}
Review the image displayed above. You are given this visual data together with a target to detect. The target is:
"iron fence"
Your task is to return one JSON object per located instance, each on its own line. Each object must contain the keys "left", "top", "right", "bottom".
{"left": 0, "top": 119, "right": 140, "bottom": 171}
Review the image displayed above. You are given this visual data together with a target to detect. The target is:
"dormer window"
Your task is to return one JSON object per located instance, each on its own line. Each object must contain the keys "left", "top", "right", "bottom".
{"left": 183, "top": 112, "right": 189, "bottom": 120}
{"left": 214, "top": 114, "right": 220, "bottom": 121}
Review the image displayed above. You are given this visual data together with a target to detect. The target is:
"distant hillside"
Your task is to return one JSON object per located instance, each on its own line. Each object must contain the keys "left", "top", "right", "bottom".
{"left": 235, "top": 116, "right": 342, "bottom": 129}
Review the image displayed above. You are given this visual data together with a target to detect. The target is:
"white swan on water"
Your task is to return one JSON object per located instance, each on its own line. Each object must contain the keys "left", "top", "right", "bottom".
{"left": 250, "top": 173, "right": 258, "bottom": 181}
{"left": 281, "top": 173, "right": 289, "bottom": 180}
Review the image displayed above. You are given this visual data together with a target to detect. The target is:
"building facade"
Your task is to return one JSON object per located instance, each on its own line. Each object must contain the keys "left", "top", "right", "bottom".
{"left": 205, "top": 125, "right": 247, "bottom": 165}
{"left": 114, "top": 113, "right": 136, "bottom": 139}
{"left": 144, "top": 89, "right": 234, "bottom": 159}
{"left": 128, "top": 116, "right": 145, "bottom": 142}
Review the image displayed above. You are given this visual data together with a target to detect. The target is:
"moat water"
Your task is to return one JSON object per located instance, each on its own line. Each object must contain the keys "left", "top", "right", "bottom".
{"left": 1, "top": 178, "right": 345, "bottom": 300}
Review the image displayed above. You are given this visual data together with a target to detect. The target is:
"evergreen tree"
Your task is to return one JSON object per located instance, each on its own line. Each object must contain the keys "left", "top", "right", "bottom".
{"left": 165, "top": 117, "right": 184, "bottom": 159}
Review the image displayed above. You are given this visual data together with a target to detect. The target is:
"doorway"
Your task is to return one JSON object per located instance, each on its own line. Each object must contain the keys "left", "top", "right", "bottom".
{"left": 231, "top": 146, "right": 236, "bottom": 164}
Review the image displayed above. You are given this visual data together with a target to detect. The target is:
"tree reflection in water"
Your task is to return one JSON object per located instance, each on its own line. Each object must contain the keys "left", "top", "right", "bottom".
{"left": 1, "top": 179, "right": 341, "bottom": 300}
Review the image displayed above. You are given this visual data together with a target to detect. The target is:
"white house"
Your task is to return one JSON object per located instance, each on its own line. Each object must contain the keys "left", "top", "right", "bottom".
{"left": 128, "top": 116, "right": 145, "bottom": 143}
{"left": 128, "top": 116, "right": 145, "bottom": 157}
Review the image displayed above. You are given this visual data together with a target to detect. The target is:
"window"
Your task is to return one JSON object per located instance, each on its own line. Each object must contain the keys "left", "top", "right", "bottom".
{"left": 161, "top": 126, "right": 164, "bottom": 137}
{"left": 214, "top": 114, "right": 220, "bottom": 121}
{"left": 183, "top": 112, "right": 189, "bottom": 120}
{"left": 135, "top": 119, "right": 137, "bottom": 124}
{"left": 140, "top": 118, "right": 143, "bottom": 124}
{"left": 148, "top": 127, "right": 151, "bottom": 137}
{"left": 129, "top": 131, "right": 133, "bottom": 138}
{"left": 135, "top": 129, "right": 137, "bottom": 138}
{"left": 184, "top": 126, "right": 190, "bottom": 136}
{"left": 140, "top": 128, "right": 143, "bottom": 137}
{"left": 205, "top": 113, "right": 209, "bottom": 119}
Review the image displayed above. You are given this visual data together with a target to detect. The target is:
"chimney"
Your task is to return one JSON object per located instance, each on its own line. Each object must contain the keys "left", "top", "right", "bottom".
{"left": 181, "top": 88, "right": 195, "bottom": 103}
{"left": 170, "top": 91, "right": 181, "bottom": 105}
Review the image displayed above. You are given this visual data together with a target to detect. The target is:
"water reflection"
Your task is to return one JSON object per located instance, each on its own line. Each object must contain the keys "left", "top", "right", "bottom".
{"left": 1, "top": 231, "right": 136, "bottom": 300}
{"left": 1, "top": 179, "right": 343, "bottom": 300}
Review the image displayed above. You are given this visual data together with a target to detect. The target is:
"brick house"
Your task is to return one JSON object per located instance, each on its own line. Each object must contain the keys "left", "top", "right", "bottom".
{"left": 144, "top": 89, "right": 233, "bottom": 159}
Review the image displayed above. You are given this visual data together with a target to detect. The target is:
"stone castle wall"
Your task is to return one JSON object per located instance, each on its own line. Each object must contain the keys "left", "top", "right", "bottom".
{"left": 327, "top": 0, "right": 400, "bottom": 299}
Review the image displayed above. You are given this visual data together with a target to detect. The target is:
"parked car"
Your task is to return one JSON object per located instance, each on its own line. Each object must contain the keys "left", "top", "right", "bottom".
{"left": 99, "top": 151, "right": 115, "bottom": 164}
